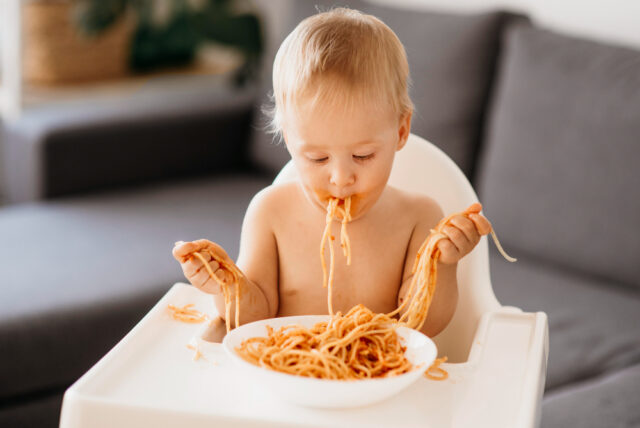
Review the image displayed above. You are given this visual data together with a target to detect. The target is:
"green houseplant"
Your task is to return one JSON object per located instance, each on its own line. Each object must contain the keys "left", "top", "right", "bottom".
{"left": 73, "top": 0, "right": 264, "bottom": 85}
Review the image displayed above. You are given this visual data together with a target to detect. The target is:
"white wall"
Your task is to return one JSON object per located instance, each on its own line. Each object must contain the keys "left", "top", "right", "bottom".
{"left": 369, "top": 0, "right": 640, "bottom": 49}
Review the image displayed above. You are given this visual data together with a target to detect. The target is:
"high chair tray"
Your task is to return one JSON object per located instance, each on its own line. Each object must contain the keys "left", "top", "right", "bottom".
{"left": 60, "top": 283, "right": 547, "bottom": 428}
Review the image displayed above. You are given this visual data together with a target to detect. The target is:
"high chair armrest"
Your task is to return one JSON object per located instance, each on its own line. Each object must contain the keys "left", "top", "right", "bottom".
{"left": 460, "top": 308, "right": 549, "bottom": 428}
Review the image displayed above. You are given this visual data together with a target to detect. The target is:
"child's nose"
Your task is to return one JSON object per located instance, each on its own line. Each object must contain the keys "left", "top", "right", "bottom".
{"left": 329, "top": 163, "right": 356, "bottom": 189}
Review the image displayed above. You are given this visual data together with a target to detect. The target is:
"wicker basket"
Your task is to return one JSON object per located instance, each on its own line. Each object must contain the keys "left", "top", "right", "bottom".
{"left": 23, "top": 0, "right": 134, "bottom": 85}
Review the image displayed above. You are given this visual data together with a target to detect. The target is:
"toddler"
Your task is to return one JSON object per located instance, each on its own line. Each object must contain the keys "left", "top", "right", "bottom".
{"left": 173, "top": 8, "right": 491, "bottom": 338}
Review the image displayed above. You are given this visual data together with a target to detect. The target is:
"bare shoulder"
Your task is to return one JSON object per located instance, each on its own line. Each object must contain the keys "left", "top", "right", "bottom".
{"left": 239, "top": 181, "right": 299, "bottom": 257}
{"left": 388, "top": 186, "right": 447, "bottom": 280}
{"left": 245, "top": 181, "right": 300, "bottom": 221}
{"left": 385, "top": 185, "right": 444, "bottom": 228}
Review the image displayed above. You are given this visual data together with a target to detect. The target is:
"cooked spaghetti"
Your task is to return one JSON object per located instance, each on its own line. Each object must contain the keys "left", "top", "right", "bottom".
{"left": 234, "top": 198, "right": 516, "bottom": 380}
{"left": 235, "top": 304, "right": 413, "bottom": 379}
{"left": 425, "top": 356, "right": 448, "bottom": 380}
{"left": 191, "top": 249, "right": 243, "bottom": 333}
{"left": 167, "top": 303, "right": 208, "bottom": 324}
{"left": 389, "top": 202, "right": 516, "bottom": 331}
{"left": 186, "top": 343, "right": 203, "bottom": 361}
{"left": 319, "top": 196, "right": 352, "bottom": 316}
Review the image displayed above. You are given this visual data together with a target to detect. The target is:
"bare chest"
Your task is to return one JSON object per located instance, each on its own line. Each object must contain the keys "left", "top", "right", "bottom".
{"left": 275, "top": 215, "right": 413, "bottom": 316}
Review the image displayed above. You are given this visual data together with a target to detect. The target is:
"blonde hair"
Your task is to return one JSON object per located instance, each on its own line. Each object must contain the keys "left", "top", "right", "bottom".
{"left": 264, "top": 7, "right": 413, "bottom": 140}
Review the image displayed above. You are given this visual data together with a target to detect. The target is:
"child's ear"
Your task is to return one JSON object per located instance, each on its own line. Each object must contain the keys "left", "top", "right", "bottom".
{"left": 396, "top": 111, "right": 412, "bottom": 151}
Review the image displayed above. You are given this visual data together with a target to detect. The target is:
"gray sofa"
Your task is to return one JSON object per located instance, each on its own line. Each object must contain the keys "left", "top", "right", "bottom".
{"left": 1, "top": 1, "right": 639, "bottom": 427}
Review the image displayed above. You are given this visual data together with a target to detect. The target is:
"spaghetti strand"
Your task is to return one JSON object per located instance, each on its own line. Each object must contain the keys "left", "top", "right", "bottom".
{"left": 192, "top": 250, "right": 243, "bottom": 333}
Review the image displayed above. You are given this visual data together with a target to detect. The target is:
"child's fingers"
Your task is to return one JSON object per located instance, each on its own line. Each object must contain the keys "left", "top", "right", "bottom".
{"left": 174, "top": 239, "right": 237, "bottom": 286}
{"left": 436, "top": 239, "right": 460, "bottom": 264}
{"left": 191, "top": 266, "right": 212, "bottom": 286}
{"left": 464, "top": 203, "right": 483, "bottom": 215}
{"left": 173, "top": 239, "right": 233, "bottom": 264}
{"left": 182, "top": 255, "right": 220, "bottom": 279}
{"left": 173, "top": 241, "right": 201, "bottom": 262}
{"left": 448, "top": 216, "right": 479, "bottom": 246}
{"left": 442, "top": 225, "right": 471, "bottom": 253}
{"left": 193, "top": 263, "right": 232, "bottom": 293}
{"left": 215, "top": 269, "right": 235, "bottom": 285}
{"left": 468, "top": 213, "right": 492, "bottom": 235}
{"left": 180, "top": 257, "right": 201, "bottom": 279}
{"left": 192, "top": 268, "right": 222, "bottom": 294}
{"left": 197, "top": 240, "right": 233, "bottom": 264}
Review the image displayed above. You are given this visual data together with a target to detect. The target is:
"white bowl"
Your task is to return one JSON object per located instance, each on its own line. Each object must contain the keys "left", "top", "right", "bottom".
{"left": 222, "top": 315, "right": 437, "bottom": 408}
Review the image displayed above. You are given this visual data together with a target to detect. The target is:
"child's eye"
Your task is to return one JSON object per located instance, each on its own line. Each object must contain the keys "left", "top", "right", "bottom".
{"left": 309, "top": 157, "right": 329, "bottom": 163}
{"left": 353, "top": 153, "right": 374, "bottom": 161}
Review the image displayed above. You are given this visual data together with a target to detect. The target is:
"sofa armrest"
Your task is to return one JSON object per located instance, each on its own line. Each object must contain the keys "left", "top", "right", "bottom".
{"left": 2, "top": 84, "right": 258, "bottom": 203}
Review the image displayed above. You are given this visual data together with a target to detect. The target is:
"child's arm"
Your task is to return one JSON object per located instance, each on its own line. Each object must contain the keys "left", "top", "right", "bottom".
{"left": 397, "top": 200, "right": 491, "bottom": 337}
{"left": 173, "top": 188, "right": 279, "bottom": 326}
{"left": 233, "top": 187, "right": 280, "bottom": 321}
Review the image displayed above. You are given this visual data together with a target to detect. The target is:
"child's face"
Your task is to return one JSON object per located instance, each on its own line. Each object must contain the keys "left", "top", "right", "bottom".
{"left": 283, "top": 94, "right": 411, "bottom": 220}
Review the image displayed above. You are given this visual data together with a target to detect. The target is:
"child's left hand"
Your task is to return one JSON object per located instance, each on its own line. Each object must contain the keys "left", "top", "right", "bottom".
{"left": 436, "top": 203, "right": 492, "bottom": 265}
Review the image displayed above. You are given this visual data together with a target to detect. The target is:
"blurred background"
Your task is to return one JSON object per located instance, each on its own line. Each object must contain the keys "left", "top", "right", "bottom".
{"left": 1, "top": 0, "right": 639, "bottom": 427}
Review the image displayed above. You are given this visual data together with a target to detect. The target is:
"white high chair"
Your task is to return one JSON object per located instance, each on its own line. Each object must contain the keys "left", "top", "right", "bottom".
{"left": 60, "top": 134, "right": 548, "bottom": 428}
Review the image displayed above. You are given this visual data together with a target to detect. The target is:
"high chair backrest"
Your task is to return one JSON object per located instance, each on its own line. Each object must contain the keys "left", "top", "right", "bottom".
{"left": 273, "top": 133, "right": 501, "bottom": 361}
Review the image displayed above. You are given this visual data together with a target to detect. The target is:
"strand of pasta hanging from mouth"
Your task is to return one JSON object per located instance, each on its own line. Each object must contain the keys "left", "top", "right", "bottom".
{"left": 319, "top": 197, "right": 352, "bottom": 316}
{"left": 337, "top": 197, "right": 352, "bottom": 264}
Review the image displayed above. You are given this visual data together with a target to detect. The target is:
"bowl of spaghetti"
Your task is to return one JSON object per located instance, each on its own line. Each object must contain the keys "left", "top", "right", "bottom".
{"left": 222, "top": 312, "right": 437, "bottom": 408}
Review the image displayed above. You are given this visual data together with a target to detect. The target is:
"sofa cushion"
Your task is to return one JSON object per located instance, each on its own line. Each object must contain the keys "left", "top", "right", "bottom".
{"left": 250, "top": 0, "right": 519, "bottom": 178}
{"left": 0, "top": 173, "right": 270, "bottom": 400}
{"left": 2, "top": 84, "right": 257, "bottom": 203}
{"left": 365, "top": 4, "right": 520, "bottom": 179}
{"left": 489, "top": 249, "right": 640, "bottom": 391}
{"left": 541, "top": 363, "right": 640, "bottom": 428}
{"left": 478, "top": 23, "right": 640, "bottom": 289}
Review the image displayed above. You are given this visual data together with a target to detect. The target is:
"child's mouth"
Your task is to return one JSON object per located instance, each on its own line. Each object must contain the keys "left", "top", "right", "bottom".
{"left": 327, "top": 195, "right": 357, "bottom": 220}
{"left": 311, "top": 190, "right": 362, "bottom": 220}
{"left": 326, "top": 195, "right": 350, "bottom": 207}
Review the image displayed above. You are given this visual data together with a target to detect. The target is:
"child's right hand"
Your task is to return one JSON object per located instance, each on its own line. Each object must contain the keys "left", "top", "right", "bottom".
{"left": 172, "top": 239, "right": 238, "bottom": 295}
